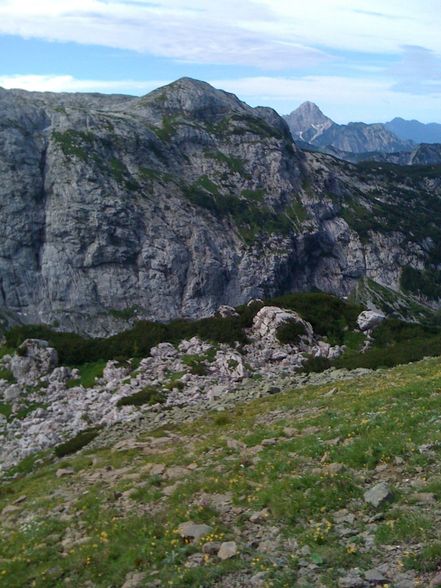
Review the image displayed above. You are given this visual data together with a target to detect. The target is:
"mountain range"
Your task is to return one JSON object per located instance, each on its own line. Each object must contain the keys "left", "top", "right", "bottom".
{"left": 284, "top": 102, "right": 441, "bottom": 164}
{"left": 1, "top": 78, "right": 441, "bottom": 336}
{"left": 385, "top": 117, "right": 441, "bottom": 144}
{"left": 284, "top": 102, "right": 412, "bottom": 154}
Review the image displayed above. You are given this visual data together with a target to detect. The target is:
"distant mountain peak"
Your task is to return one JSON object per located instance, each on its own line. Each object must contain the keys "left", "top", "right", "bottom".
{"left": 287, "top": 101, "right": 333, "bottom": 125}
{"left": 284, "top": 101, "right": 334, "bottom": 143}
{"left": 296, "top": 101, "right": 327, "bottom": 115}
{"left": 284, "top": 102, "right": 412, "bottom": 155}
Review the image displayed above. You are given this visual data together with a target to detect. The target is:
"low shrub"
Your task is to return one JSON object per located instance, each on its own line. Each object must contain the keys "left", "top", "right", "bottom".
{"left": 270, "top": 292, "right": 362, "bottom": 344}
{"left": 6, "top": 292, "right": 439, "bottom": 375}
{"left": 213, "top": 412, "right": 231, "bottom": 426}
{"left": 302, "top": 355, "right": 332, "bottom": 374}
{"left": 116, "top": 386, "right": 165, "bottom": 407}
{"left": 54, "top": 428, "right": 101, "bottom": 458}
{"left": 0, "top": 367, "right": 15, "bottom": 382}
{"left": 181, "top": 354, "right": 209, "bottom": 376}
{"left": 276, "top": 319, "right": 306, "bottom": 344}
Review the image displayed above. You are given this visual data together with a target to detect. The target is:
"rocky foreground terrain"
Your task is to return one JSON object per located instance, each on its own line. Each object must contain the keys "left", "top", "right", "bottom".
{"left": 2, "top": 78, "right": 441, "bottom": 335}
{"left": 2, "top": 341, "right": 441, "bottom": 586}
{"left": 0, "top": 303, "right": 385, "bottom": 473}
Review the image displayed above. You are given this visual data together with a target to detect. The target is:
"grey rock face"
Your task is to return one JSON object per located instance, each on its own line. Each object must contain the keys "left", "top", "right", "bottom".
{"left": 0, "top": 78, "right": 439, "bottom": 335}
{"left": 357, "top": 311, "right": 385, "bottom": 332}
{"left": 9, "top": 339, "right": 58, "bottom": 384}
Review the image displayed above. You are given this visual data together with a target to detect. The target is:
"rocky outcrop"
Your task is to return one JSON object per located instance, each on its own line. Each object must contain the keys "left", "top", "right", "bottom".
{"left": 0, "top": 304, "right": 353, "bottom": 471}
{"left": 7, "top": 339, "right": 58, "bottom": 385}
{"left": 252, "top": 306, "right": 313, "bottom": 343}
{"left": 357, "top": 311, "right": 385, "bottom": 332}
{"left": 0, "top": 78, "right": 440, "bottom": 335}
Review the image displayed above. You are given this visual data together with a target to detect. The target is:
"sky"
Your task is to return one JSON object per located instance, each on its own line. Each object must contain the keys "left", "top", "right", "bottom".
{"left": 1, "top": 0, "right": 441, "bottom": 122}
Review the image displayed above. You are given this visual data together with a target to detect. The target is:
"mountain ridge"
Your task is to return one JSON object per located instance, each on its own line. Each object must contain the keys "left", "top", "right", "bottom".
{"left": 1, "top": 78, "right": 441, "bottom": 335}
{"left": 284, "top": 102, "right": 413, "bottom": 154}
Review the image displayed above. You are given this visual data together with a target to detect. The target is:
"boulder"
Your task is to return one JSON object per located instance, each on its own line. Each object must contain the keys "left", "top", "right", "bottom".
{"left": 252, "top": 306, "right": 313, "bottom": 343}
{"left": 212, "top": 351, "right": 248, "bottom": 380}
{"left": 102, "top": 360, "right": 130, "bottom": 384}
{"left": 217, "top": 541, "right": 238, "bottom": 560}
{"left": 10, "top": 339, "right": 58, "bottom": 385}
{"left": 357, "top": 310, "right": 385, "bottom": 332}
{"left": 150, "top": 342, "right": 178, "bottom": 360}
{"left": 217, "top": 305, "right": 239, "bottom": 318}
{"left": 364, "top": 482, "right": 393, "bottom": 507}
{"left": 48, "top": 366, "right": 72, "bottom": 384}
{"left": 247, "top": 298, "right": 264, "bottom": 306}
{"left": 178, "top": 521, "right": 212, "bottom": 542}
{"left": 3, "top": 384, "right": 22, "bottom": 401}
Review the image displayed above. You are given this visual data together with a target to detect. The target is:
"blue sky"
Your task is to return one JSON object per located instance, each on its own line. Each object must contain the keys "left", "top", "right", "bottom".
{"left": 1, "top": 0, "right": 441, "bottom": 122}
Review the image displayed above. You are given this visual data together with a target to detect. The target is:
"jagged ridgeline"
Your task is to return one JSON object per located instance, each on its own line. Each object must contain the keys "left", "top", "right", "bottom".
{"left": 1, "top": 77, "right": 441, "bottom": 337}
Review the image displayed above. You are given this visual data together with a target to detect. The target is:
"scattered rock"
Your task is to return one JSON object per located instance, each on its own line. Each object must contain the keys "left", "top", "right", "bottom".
{"left": 202, "top": 541, "right": 222, "bottom": 555}
{"left": 249, "top": 508, "right": 270, "bottom": 524}
{"left": 10, "top": 339, "right": 58, "bottom": 384}
{"left": 217, "top": 541, "right": 238, "bottom": 560}
{"left": 364, "top": 482, "right": 393, "bottom": 507}
{"left": 149, "top": 463, "right": 166, "bottom": 476}
{"left": 178, "top": 521, "right": 212, "bottom": 542}
{"left": 252, "top": 306, "right": 313, "bottom": 343}
{"left": 338, "top": 571, "right": 365, "bottom": 588}
{"left": 430, "top": 572, "right": 441, "bottom": 587}
{"left": 357, "top": 311, "right": 385, "bottom": 332}
{"left": 364, "top": 568, "right": 386, "bottom": 583}
{"left": 2, "top": 504, "right": 20, "bottom": 516}
{"left": 250, "top": 572, "right": 268, "bottom": 586}
{"left": 217, "top": 305, "right": 239, "bottom": 318}
{"left": 56, "top": 468, "right": 75, "bottom": 478}
{"left": 121, "top": 571, "right": 147, "bottom": 588}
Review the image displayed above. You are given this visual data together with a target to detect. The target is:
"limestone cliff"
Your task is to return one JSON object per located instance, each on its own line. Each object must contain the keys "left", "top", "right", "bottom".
{"left": 0, "top": 78, "right": 440, "bottom": 335}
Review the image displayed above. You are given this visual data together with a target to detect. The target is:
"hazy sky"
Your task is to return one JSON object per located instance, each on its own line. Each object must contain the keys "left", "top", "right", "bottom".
{"left": 1, "top": 0, "right": 441, "bottom": 122}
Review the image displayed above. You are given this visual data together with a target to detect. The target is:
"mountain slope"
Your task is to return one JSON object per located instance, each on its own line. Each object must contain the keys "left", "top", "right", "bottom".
{"left": 2, "top": 356, "right": 441, "bottom": 586}
{"left": 314, "top": 121, "right": 411, "bottom": 153}
{"left": 1, "top": 78, "right": 441, "bottom": 335}
{"left": 355, "top": 143, "right": 441, "bottom": 166}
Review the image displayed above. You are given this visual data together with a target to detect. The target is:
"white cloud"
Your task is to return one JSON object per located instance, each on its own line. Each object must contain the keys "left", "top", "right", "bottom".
{"left": 1, "top": 0, "right": 441, "bottom": 67}
{"left": 0, "top": 0, "right": 328, "bottom": 69}
{"left": 253, "top": 0, "right": 441, "bottom": 56}
{"left": 0, "top": 74, "right": 164, "bottom": 94}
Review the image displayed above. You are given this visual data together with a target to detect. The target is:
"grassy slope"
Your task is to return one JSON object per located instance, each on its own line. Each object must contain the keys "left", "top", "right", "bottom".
{"left": 2, "top": 358, "right": 441, "bottom": 586}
